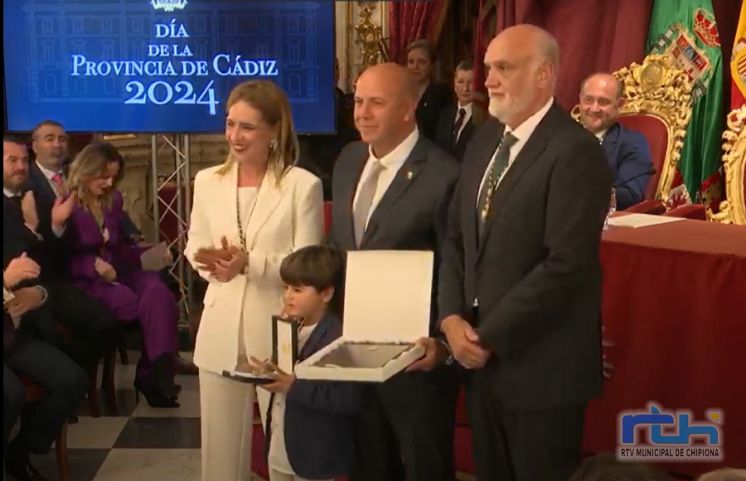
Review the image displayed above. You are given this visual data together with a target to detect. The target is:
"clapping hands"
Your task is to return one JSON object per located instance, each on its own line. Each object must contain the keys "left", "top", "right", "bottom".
{"left": 195, "top": 236, "right": 247, "bottom": 282}
{"left": 3, "top": 253, "right": 41, "bottom": 288}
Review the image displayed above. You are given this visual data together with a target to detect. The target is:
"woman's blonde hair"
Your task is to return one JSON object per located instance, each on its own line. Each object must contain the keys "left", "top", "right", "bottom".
{"left": 66, "top": 142, "right": 120, "bottom": 210}
{"left": 217, "top": 80, "right": 299, "bottom": 183}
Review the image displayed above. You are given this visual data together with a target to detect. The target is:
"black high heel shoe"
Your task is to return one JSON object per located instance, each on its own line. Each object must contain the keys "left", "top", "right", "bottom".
{"left": 134, "top": 378, "right": 180, "bottom": 408}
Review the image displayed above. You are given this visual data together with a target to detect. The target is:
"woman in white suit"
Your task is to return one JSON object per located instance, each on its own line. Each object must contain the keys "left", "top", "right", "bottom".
{"left": 185, "top": 80, "right": 324, "bottom": 481}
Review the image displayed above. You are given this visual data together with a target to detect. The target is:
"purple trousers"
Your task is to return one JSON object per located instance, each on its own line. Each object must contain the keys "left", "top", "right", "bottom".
{"left": 78, "top": 270, "right": 178, "bottom": 379}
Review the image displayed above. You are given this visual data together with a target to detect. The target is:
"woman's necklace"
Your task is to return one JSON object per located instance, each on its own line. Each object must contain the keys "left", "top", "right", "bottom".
{"left": 235, "top": 170, "right": 263, "bottom": 252}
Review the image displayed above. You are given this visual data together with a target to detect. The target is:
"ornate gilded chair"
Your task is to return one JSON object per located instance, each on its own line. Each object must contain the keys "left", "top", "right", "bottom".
{"left": 572, "top": 54, "right": 693, "bottom": 209}
{"left": 707, "top": 106, "right": 746, "bottom": 224}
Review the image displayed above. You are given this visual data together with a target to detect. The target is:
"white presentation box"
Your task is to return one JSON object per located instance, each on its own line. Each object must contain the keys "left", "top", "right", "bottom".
{"left": 295, "top": 250, "right": 433, "bottom": 383}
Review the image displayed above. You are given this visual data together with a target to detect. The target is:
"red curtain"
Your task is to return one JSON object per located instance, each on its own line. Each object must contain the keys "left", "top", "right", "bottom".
{"left": 472, "top": 0, "right": 653, "bottom": 110}
{"left": 387, "top": 0, "right": 451, "bottom": 64}
{"left": 471, "top": 0, "right": 497, "bottom": 105}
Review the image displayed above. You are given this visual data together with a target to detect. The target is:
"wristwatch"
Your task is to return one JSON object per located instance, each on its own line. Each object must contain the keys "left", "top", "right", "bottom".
{"left": 437, "top": 338, "right": 455, "bottom": 366}
{"left": 35, "top": 286, "right": 49, "bottom": 306}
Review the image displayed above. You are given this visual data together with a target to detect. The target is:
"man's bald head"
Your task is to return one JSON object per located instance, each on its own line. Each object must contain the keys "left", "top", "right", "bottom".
{"left": 354, "top": 62, "right": 419, "bottom": 157}
{"left": 494, "top": 25, "right": 559, "bottom": 82}
{"left": 581, "top": 73, "right": 623, "bottom": 100}
{"left": 358, "top": 63, "right": 419, "bottom": 102}
{"left": 484, "top": 25, "right": 559, "bottom": 128}
{"left": 578, "top": 72, "right": 624, "bottom": 134}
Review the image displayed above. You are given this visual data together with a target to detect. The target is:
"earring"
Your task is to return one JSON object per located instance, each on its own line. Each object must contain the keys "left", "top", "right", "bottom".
{"left": 269, "top": 138, "right": 278, "bottom": 152}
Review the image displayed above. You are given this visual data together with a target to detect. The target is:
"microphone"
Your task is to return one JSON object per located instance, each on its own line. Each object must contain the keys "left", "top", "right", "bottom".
{"left": 614, "top": 167, "right": 656, "bottom": 188}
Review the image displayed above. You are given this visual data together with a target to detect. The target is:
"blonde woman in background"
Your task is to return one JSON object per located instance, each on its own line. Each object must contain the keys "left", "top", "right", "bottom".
{"left": 185, "top": 80, "right": 324, "bottom": 481}
{"left": 65, "top": 142, "right": 180, "bottom": 408}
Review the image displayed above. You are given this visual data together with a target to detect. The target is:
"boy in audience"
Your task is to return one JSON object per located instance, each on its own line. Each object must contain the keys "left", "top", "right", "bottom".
{"left": 435, "top": 59, "right": 486, "bottom": 161}
{"left": 250, "top": 245, "right": 361, "bottom": 481}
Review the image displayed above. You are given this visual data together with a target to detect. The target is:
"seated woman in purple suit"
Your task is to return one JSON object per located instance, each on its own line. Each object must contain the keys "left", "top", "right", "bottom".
{"left": 65, "top": 142, "right": 180, "bottom": 407}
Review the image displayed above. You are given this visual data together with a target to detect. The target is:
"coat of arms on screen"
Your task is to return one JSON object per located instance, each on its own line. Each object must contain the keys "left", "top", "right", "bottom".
{"left": 151, "top": 0, "right": 187, "bottom": 12}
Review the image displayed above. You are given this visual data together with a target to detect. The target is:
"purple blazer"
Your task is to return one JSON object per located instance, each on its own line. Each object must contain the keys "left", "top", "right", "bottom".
{"left": 67, "top": 190, "right": 144, "bottom": 290}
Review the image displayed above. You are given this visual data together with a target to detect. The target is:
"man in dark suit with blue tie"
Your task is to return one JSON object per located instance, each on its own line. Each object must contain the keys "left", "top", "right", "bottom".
{"left": 578, "top": 73, "right": 653, "bottom": 210}
{"left": 435, "top": 60, "right": 486, "bottom": 161}
{"left": 438, "top": 26, "right": 612, "bottom": 481}
{"left": 329, "top": 63, "right": 460, "bottom": 481}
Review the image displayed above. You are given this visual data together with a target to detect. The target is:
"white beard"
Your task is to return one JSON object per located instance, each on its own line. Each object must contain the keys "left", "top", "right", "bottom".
{"left": 488, "top": 92, "right": 535, "bottom": 125}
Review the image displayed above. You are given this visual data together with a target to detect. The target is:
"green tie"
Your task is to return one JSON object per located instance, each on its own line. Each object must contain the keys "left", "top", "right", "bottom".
{"left": 477, "top": 132, "right": 518, "bottom": 235}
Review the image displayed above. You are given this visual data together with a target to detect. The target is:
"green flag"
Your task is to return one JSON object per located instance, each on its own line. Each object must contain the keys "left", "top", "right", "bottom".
{"left": 646, "top": 0, "right": 724, "bottom": 210}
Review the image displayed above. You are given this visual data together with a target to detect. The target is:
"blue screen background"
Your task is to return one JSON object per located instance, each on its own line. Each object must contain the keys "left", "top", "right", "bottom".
{"left": 3, "top": 0, "right": 336, "bottom": 133}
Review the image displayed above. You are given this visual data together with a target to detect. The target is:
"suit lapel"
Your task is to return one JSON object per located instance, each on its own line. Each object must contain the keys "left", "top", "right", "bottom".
{"left": 477, "top": 106, "right": 560, "bottom": 255}
{"left": 3, "top": 196, "right": 24, "bottom": 231}
{"left": 464, "top": 120, "right": 503, "bottom": 253}
{"left": 361, "top": 137, "right": 427, "bottom": 246}
{"left": 456, "top": 121, "right": 474, "bottom": 151}
{"left": 443, "top": 104, "right": 457, "bottom": 146}
{"left": 76, "top": 204, "right": 105, "bottom": 247}
{"left": 298, "top": 315, "right": 334, "bottom": 361}
{"left": 602, "top": 123, "right": 620, "bottom": 170}
{"left": 30, "top": 163, "right": 57, "bottom": 207}
{"left": 243, "top": 168, "right": 284, "bottom": 250}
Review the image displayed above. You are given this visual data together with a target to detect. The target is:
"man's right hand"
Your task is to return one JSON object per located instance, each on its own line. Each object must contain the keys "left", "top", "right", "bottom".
{"left": 3, "top": 253, "right": 41, "bottom": 288}
{"left": 94, "top": 257, "right": 117, "bottom": 282}
{"left": 440, "top": 314, "right": 491, "bottom": 370}
{"left": 6, "top": 287, "right": 45, "bottom": 318}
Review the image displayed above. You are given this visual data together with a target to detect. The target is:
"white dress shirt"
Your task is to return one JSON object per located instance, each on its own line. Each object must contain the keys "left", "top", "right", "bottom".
{"left": 353, "top": 127, "right": 419, "bottom": 229}
{"left": 477, "top": 98, "right": 554, "bottom": 202}
{"left": 268, "top": 322, "right": 318, "bottom": 475}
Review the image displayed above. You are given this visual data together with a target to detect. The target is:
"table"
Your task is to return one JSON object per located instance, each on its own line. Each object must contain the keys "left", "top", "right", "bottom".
{"left": 583, "top": 217, "right": 746, "bottom": 474}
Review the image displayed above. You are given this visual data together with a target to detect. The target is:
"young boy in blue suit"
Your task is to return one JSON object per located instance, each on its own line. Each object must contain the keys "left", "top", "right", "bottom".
{"left": 252, "top": 245, "right": 360, "bottom": 481}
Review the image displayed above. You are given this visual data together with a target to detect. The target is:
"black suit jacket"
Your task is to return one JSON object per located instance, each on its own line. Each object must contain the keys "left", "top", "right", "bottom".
{"left": 416, "top": 82, "right": 453, "bottom": 142}
{"left": 3, "top": 195, "right": 58, "bottom": 343}
{"left": 3, "top": 195, "right": 43, "bottom": 267}
{"left": 439, "top": 103, "right": 612, "bottom": 410}
{"left": 25, "top": 163, "right": 70, "bottom": 280}
{"left": 329, "top": 134, "right": 459, "bottom": 333}
{"left": 434, "top": 102, "right": 485, "bottom": 161}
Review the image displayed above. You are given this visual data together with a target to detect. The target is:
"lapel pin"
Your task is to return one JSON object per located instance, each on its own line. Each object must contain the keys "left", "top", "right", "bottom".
{"left": 406, "top": 170, "right": 414, "bottom": 180}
